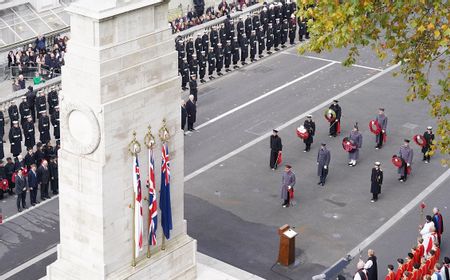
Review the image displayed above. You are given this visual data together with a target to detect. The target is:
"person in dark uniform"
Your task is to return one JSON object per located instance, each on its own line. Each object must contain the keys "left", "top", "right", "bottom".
{"left": 257, "top": 26, "right": 266, "bottom": 58}
{"left": 49, "top": 156, "right": 58, "bottom": 195}
{"left": 189, "top": 74, "right": 198, "bottom": 102}
{"left": 370, "top": 162, "right": 383, "bottom": 202}
{"left": 35, "top": 142, "right": 45, "bottom": 166}
{"left": 35, "top": 90, "right": 47, "bottom": 119}
{"left": 269, "top": 129, "right": 282, "bottom": 170}
{"left": 37, "top": 159, "right": 50, "bottom": 200}
{"left": 249, "top": 30, "right": 257, "bottom": 62}
{"left": 201, "top": 30, "right": 209, "bottom": 54}
{"left": 186, "top": 36, "right": 195, "bottom": 65}
{"left": 25, "top": 86, "right": 36, "bottom": 122}
{"left": 237, "top": 17, "right": 245, "bottom": 46}
{"left": 185, "top": 95, "right": 197, "bottom": 132}
{"left": 207, "top": 46, "right": 216, "bottom": 80}
{"left": 0, "top": 160, "right": 5, "bottom": 199}
{"left": 303, "top": 115, "right": 315, "bottom": 152}
{"left": 398, "top": 139, "right": 413, "bottom": 182}
{"left": 328, "top": 100, "right": 342, "bottom": 137}
{"left": 215, "top": 43, "right": 224, "bottom": 76}
{"left": 245, "top": 14, "right": 253, "bottom": 38}
{"left": 228, "top": 19, "right": 235, "bottom": 42}
{"left": 9, "top": 121, "right": 22, "bottom": 157}
{"left": 51, "top": 106, "right": 60, "bottom": 141}
{"left": 219, "top": 24, "right": 227, "bottom": 46}
{"left": 281, "top": 18, "right": 289, "bottom": 48}
{"left": 47, "top": 86, "right": 58, "bottom": 115}
{"left": 181, "top": 100, "right": 187, "bottom": 133}
{"left": 23, "top": 115, "right": 35, "bottom": 150}
{"left": 280, "top": 164, "right": 295, "bottom": 207}
{"left": 189, "top": 53, "right": 198, "bottom": 78}
{"left": 266, "top": 23, "right": 274, "bottom": 54}
{"left": 24, "top": 148, "right": 36, "bottom": 169}
{"left": 240, "top": 34, "right": 249, "bottom": 65}
{"left": 0, "top": 108, "right": 5, "bottom": 138}
{"left": 288, "top": 14, "right": 297, "bottom": 45}
{"left": 374, "top": 108, "right": 388, "bottom": 149}
{"left": 19, "top": 96, "right": 31, "bottom": 127}
{"left": 38, "top": 111, "right": 51, "bottom": 144}
{"left": 181, "top": 57, "right": 189, "bottom": 90}
{"left": 176, "top": 38, "right": 185, "bottom": 74}
{"left": 8, "top": 100, "right": 20, "bottom": 127}
{"left": 347, "top": 124, "right": 363, "bottom": 166}
{"left": 198, "top": 51, "right": 207, "bottom": 83}
{"left": 232, "top": 37, "right": 240, "bottom": 69}
{"left": 297, "top": 16, "right": 307, "bottom": 41}
{"left": 195, "top": 33, "right": 203, "bottom": 58}
{"left": 210, "top": 26, "right": 219, "bottom": 50}
{"left": 421, "top": 126, "right": 435, "bottom": 163}
{"left": 317, "top": 143, "right": 331, "bottom": 186}
{"left": 28, "top": 164, "right": 38, "bottom": 206}
{"left": 224, "top": 40, "right": 232, "bottom": 72}
{"left": 5, "top": 157, "right": 15, "bottom": 195}
{"left": 15, "top": 169, "right": 27, "bottom": 212}
{"left": 252, "top": 11, "right": 260, "bottom": 31}
{"left": 0, "top": 136, "right": 3, "bottom": 161}
{"left": 273, "top": 18, "right": 281, "bottom": 51}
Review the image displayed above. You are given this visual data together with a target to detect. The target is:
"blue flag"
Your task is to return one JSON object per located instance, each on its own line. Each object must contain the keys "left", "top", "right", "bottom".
{"left": 160, "top": 143, "right": 172, "bottom": 239}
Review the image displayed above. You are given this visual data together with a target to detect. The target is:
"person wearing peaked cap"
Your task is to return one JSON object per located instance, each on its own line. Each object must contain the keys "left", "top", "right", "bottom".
{"left": 280, "top": 17, "right": 289, "bottom": 48}
{"left": 370, "top": 162, "right": 383, "bottom": 202}
{"left": 224, "top": 40, "right": 232, "bottom": 72}
{"left": 280, "top": 164, "right": 295, "bottom": 207}
{"left": 195, "top": 33, "right": 202, "bottom": 57}
{"left": 249, "top": 29, "right": 257, "bottom": 62}
{"left": 48, "top": 85, "right": 59, "bottom": 115}
{"left": 421, "top": 126, "right": 435, "bottom": 163}
{"left": 9, "top": 120, "right": 23, "bottom": 157}
{"left": 328, "top": 99, "right": 342, "bottom": 137}
{"left": 216, "top": 42, "right": 224, "bottom": 76}
{"left": 207, "top": 46, "right": 216, "bottom": 80}
{"left": 245, "top": 13, "right": 252, "bottom": 38}
{"left": 51, "top": 105, "right": 60, "bottom": 141}
{"left": 8, "top": 100, "right": 20, "bottom": 127}
{"left": 398, "top": 139, "right": 413, "bottom": 182}
{"left": 348, "top": 123, "right": 363, "bottom": 167}
{"left": 273, "top": 18, "right": 281, "bottom": 51}
{"left": 303, "top": 115, "right": 316, "bottom": 152}
{"left": 270, "top": 129, "right": 282, "bottom": 170}
{"left": 317, "top": 143, "right": 330, "bottom": 186}
{"left": 19, "top": 95, "right": 31, "bottom": 127}
{"left": 180, "top": 56, "right": 189, "bottom": 91}
{"left": 232, "top": 36, "right": 240, "bottom": 69}
{"left": 266, "top": 22, "right": 274, "bottom": 54}
{"left": 39, "top": 110, "right": 51, "bottom": 144}
{"left": 288, "top": 12, "right": 297, "bottom": 45}
{"left": 198, "top": 50, "right": 207, "bottom": 83}
{"left": 35, "top": 90, "right": 47, "bottom": 120}
{"left": 257, "top": 25, "right": 266, "bottom": 58}
{"left": 23, "top": 115, "right": 36, "bottom": 150}
{"left": 375, "top": 108, "right": 388, "bottom": 149}
{"left": 240, "top": 33, "right": 249, "bottom": 66}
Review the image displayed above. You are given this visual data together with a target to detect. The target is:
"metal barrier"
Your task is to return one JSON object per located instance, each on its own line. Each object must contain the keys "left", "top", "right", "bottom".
{"left": 8, "top": 65, "right": 61, "bottom": 80}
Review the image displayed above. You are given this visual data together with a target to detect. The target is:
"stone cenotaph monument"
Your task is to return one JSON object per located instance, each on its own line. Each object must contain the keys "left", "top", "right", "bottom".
{"left": 43, "top": 0, "right": 197, "bottom": 279}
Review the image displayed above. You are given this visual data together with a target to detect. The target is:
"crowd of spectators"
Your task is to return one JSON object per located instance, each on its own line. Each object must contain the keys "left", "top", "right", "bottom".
{"left": 7, "top": 34, "right": 69, "bottom": 92}
{"left": 170, "top": 0, "right": 259, "bottom": 33}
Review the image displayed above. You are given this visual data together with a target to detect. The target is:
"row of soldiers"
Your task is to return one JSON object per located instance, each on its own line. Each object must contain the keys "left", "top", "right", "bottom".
{"left": 1, "top": 85, "right": 60, "bottom": 159}
{"left": 177, "top": 1, "right": 311, "bottom": 88}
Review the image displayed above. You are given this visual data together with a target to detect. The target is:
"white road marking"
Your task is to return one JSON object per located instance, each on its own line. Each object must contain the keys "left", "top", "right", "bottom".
{"left": 195, "top": 62, "right": 337, "bottom": 130}
{"left": 0, "top": 246, "right": 57, "bottom": 280}
{"left": 1, "top": 195, "right": 59, "bottom": 224}
{"left": 281, "top": 52, "right": 384, "bottom": 72}
{"left": 185, "top": 63, "right": 399, "bottom": 182}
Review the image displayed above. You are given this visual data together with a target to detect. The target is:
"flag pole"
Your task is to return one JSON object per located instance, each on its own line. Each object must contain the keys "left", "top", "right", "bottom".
{"left": 162, "top": 235, "right": 166, "bottom": 250}
{"left": 128, "top": 131, "right": 141, "bottom": 267}
{"left": 159, "top": 119, "right": 170, "bottom": 251}
{"left": 144, "top": 126, "right": 156, "bottom": 259}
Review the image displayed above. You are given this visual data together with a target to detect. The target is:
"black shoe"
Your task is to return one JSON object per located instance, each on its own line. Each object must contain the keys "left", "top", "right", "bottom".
{"left": 275, "top": 48, "right": 280, "bottom": 51}
{"left": 182, "top": 87, "right": 188, "bottom": 91}
{"left": 317, "top": 182, "right": 322, "bottom": 185}
{"left": 18, "top": 208, "right": 22, "bottom": 212}
{"left": 31, "top": 203, "right": 36, "bottom": 206}
{"left": 41, "top": 197, "right": 46, "bottom": 201}
{"left": 321, "top": 183, "right": 325, "bottom": 186}
{"left": 281, "top": 45, "right": 286, "bottom": 48}
{"left": 217, "top": 72, "right": 223, "bottom": 76}
{"left": 226, "top": 69, "right": 231, "bottom": 72}
{"left": 267, "top": 51, "right": 272, "bottom": 54}
{"left": 53, "top": 191, "right": 58, "bottom": 195}
{"left": 200, "top": 79, "right": 206, "bottom": 83}
{"left": 259, "top": 55, "right": 264, "bottom": 58}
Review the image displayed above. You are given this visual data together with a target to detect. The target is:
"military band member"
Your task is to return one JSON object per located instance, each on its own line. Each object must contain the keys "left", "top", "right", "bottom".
{"left": 375, "top": 108, "right": 388, "bottom": 149}
{"left": 398, "top": 139, "right": 413, "bottom": 182}
{"left": 422, "top": 126, "right": 435, "bottom": 163}
{"left": 8, "top": 100, "right": 20, "bottom": 127}
{"left": 224, "top": 40, "right": 232, "bottom": 72}
{"left": 23, "top": 116, "right": 35, "bottom": 150}
{"left": 199, "top": 51, "right": 207, "bottom": 83}
{"left": 317, "top": 143, "right": 330, "bottom": 186}
{"left": 19, "top": 96, "right": 31, "bottom": 127}
{"left": 47, "top": 86, "right": 58, "bottom": 115}
{"left": 240, "top": 34, "right": 249, "bottom": 65}
{"left": 348, "top": 124, "right": 363, "bottom": 166}
{"left": 51, "top": 106, "right": 60, "bottom": 141}
{"left": 39, "top": 111, "right": 51, "bottom": 144}
{"left": 181, "top": 57, "right": 189, "bottom": 90}
{"left": 249, "top": 30, "right": 257, "bottom": 62}
{"left": 281, "top": 164, "right": 296, "bottom": 207}
{"left": 9, "top": 121, "right": 22, "bottom": 157}
{"left": 371, "top": 162, "right": 383, "bottom": 202}
{"left": 270, "top": 129, "right": 282, "bottom": 170}
{"left": 329, "top": 100, "right": 341, "bottom": 137}
{"left": 189, "top": 74, "right": 198, "bottom": 102}
{"left": 288, "top": 14, "right": 297, "bottom": 45}
{"left": 215, "top": 43, "right": 224, "bottom": 76}
{"left": 281, "top": 18, "right": 289, "bottom": 48}
{"left": 35, "top": 90, "right": 47, "bottom": 118}
{"left": 303, "top": 115, "right": 315, "bottom": 152}
{"left": 207, "top": 47, "right": 216, "bottom": 80}
{"left": 232, "top": 37, "right": 240, "bottom": 69}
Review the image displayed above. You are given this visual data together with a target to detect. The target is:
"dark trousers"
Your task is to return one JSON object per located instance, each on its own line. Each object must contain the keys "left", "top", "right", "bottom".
{"left": 319, "top": 167, "right": 328, "bottom": 184}
{"left": 188, "top": 121, "right": 194, "bottom": 130}
{"left": 17, "top": 192, "right": 26, "bottom": 210}
{"left": 40, "top": 183, "right": 49, "bottom": 199}
{"left": 372, "top": 193, "right": 378, "bottom": 200}
{"left": 283, "top": 194, "right": 290, "bottom": 206}
{"left": 181, "top": 118, "right": 186, "bottom": 130}
{"left": 270, "top": 150, "right": 278, "bottom": 169}
{"left": 400, "top": 163, "right": 408, "bottom": 181}
{"left": 51, "top": 179, "right": 58, "bottom": 194}
{"left": 30, "top": 187, "right": 37, "bottom": 204}
{"left": 423, "top": 152, "right": 431, "bottom": 162}
{"left": 329, "top": 120, "right": 339, "bottom": 136}
{"left": 376, "top": 133, "right": 383, "bottom": 148}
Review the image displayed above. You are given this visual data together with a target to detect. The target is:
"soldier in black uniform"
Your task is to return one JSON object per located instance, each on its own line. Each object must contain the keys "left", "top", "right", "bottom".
{"left": 266, "top": 23, "right": 274, "bottom": 54}
{"left": 181, "top": 57, "right": 189, "bottom": 90}
{"left": 49, "top": 156, "right": 58, "bottom": 195}
{"left": 303, "top": 115, "right": 316, "bottom": 152}
{"left": 38, "top": 111, "right": 51, "bottom": 144}
{"left": 297, "top": 16, "right": 307, "bottom": 41}
{"left": 51, "top": 106, "right": 60, "bottom": 141}
{"left": 25, "top": 86, "right": 36, "bottom": 122}
{"left": 270, "top": 129, "right": 282, "bottom": 170}
{"left": 186, "top": 36, "right": 195, "bottom": 65}
{"left": 240, "top": 34, "right": 249, "bottom": 65}
{"left": 215, "top": 43, "right": 224, "bottom": 76}
{"left": 219, "top": 23, "right": 227, "bottom": 46}
{"left": 198, "top": 51, "right": 207, "bottom": 83}
{"left": 23, "top": 116, "right": 35, "bottom": 150}
{"left": 260, "top": 6, "right": 268, "bottom": 33}
{"left": 245, "top": 14, "right": 253, "bottom": 38}
{"left": 249, "top": 30, "right": 257, "bottom": 62}
{"left": 195, "top": 33, "right": 203, "bottom": 58}
{"left": 35, "top": 90, "right": 47, "bottom": 119}
{"left": 207, "top": 46, "right": 216, "bottom": 80}
{"left": 8, "top": 100, "right": 20, "bottom": 127}
{"left": 0, "top": 109, "right": 4, "bottom": 138}
{"left": 329, "top": 100, "right": 342, "bottom": 137}
{"left": 273, "top": 18, "right": 281, "bottom": 51}
{"left": 228, "top": 19, "right": 235, "bottom": 42}
{"left": 189, "top": 53, "right": 198, "bottom": 78}
{"left": 176, "top": 39, "right": 185, "bottom": 74}
{"left": 422, "top": 126, "right": 435, "bottom": 163}
{"left": 232, "top": 37, "right": 240, "bottom": 69}
{"left": 210, "top": 26, "right": 219, "bottom": 50}
{"left": 9, "top": 121, "right": 22, "bottom": 157}
{"left": 281, "top": 18, "right": 289, "bottom": 48}
{"left": 252, "top": 12, "right": 260, "bottom": 32}
{"left": 189, "top": 74, "right": 198, "bottom": 102}
{"left": 237, "top": 17, "right": 245, "bottom": 47}
{"left": 257, "top": 26, "right": 266, "bottom": 58}
{"left": 224, "top": 40, "right": 232, "bottom": 72}
{"left": 288, "top": 14, "right": 297, "bottom": 45}
{"left": 47, "top": 86, "right": 58, "bottom": 115}
{"left": 19, "top": 96, "right": 31, "bottom": 128}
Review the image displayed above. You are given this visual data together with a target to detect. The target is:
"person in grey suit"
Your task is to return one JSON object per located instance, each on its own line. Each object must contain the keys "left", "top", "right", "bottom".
{"left": 317, "top": 143, "right": 331, "bottom": 186}
{"left": 15, "top": 169, "right": 27, "bottom": 212}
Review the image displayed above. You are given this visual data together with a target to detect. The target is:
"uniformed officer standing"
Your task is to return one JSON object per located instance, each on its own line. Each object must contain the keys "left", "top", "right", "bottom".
{"left": 422, "top": 126, "right": 435, "bottom": 163}
{"left": 266, "top": 23, "right": 274, "bottom": 54}
{"left": 201, "top": 30, "right": 209, "bottom": 53}
{"left": 8, "top": 100, "right": 20, "bottom": 127}
{"left": 269, "top": 129, "right": 282, "bottom": 170}
{"left": 198, "top": 51, "right": 207, "bottom": 83}
{"left": 228, "top": 19, "right": 235, "bottom": 41}
{"left": 260, "top": 7, "right": 268, "bottom": 33}
{"left": 317, "top": 143, "right": 331, "bottom": 186}
{"left": 237, "top": 17, "right": 245, "bottom": 46}
{"left": 224, "top": 40, "right": 232, "bottom": 72}
{"left": 273, "top": 18, "right": 281, "bottom": 51}
{"left": 281, "top": 18, "right": 289, "bottom": 48}
{"left": 347, "top": 124, "right": 363, "bottom": 166}
{"left": 245, "top": 14, "right": 253, "bottom": 38}
{"left": 26, "top": 86, "right": 36, "bottom": 122}
{"left": 47, "top": 86, "right": 59, "bottom": 115}
{"left": 370, "top": 162, "right": 383, "bottom": 202}
{"left": 398, "top": 139, "right": 413, "bottom": 182}
{"left": 240, "top": 34, "right": 249, "bottom": 65}
{"left": 257, "top": 26, "right": 266, "bottom": 58}
{"left": 195, "top": 33, "right": 203, "bottom": 58}
{"left": 186, "top": 36, "right": 195, "bottom": 65}
{"left": 23, "top": 116, "right": 35, "bottom": 150}
{"left": 181, "top": 57, "right": 189, "bottom": 90}
{"left": 9, "top": 121, "right": 22, "bottom": 157}
{"left": 207, "top": 47, "right": 216, "bottom": 80}
{"left": 39, "top": 111, "right": 51, "bottom": 144}
{"left": 189, "top": 74, "right": 198, "bottom": 102}
{"left": 297, "top": 16, "right": 307, "bottom": 41}
{"left": 189, "top": 53, "right": 198, "bottom": 78}
{"left": 215, "top": 43, "right": 224, "bottom": 76}
{"left": 19, "top": 96, "right": 31, "bottom": 127}
{"left": 232, "top": 37, "right": 240, "bottom": 69}
{"left": 252, "top": 12, "right": 260, "bottom": 31}
{"left": 210, "top": 26, "right": 219, "bottom": 50}
{"left": 51, "top": 106, "right": 60, "bottom": 141}
{"left": 303, "top": 115, "right": 315, "bottom": 152}
{"left": 35, "top": 90, "right": 47, "bottom": 119}
{"left": 288, "top": 14, "right": 297, "bottom": 45}
{"left": 329, "top": 100, "right": 342, "bottom": 137}
{"left": 249, "top": 30, "right": 257, "bottom": 62}
{"left": 219, "top": 24, "right": 227, "bottom": 46}
{"left": 0, "top": 109, "right": 4, "bottom": 138}
{"left": 176, "top": 39, "right": 185, "bottom": 73}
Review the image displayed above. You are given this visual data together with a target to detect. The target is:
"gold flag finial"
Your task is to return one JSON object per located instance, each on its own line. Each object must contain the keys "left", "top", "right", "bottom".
{"left": 128, "top": 131, "right": 141, "bottom": 155}
{"left": 144, "top": 126, "right": 156, "bottom": 149}
{"left": 158, "top": 119, "right": 170, "bottom": 143}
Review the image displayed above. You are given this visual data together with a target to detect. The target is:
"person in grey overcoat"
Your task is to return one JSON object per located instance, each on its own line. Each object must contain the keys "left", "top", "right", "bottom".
{"left": 317, "top": 143, "right": 331, "bottom": 186}
{"left": 398, "top": 139, "right": 413, "bottom": 182}
{"left": 348, "top": 124, "right": 363, "bottom": 166}
{"left": 375, "top": 108, "right": 388, "bottom": 149}
{"left": 280, "top": 164, "right": 295, "bottom": 207}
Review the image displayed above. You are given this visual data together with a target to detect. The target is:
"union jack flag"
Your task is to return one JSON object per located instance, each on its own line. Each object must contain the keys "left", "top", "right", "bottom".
{"left": 147, "top": 148, "right": 157, "bottom": 246}
{"left": 133, "top": 154, "right": 144, "bottom": 258}
{"left": 160, "top": 143, "right": 173, "bottom": 239}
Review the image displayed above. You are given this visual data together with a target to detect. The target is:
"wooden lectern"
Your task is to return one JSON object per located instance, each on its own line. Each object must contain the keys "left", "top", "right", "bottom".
{"left": 277, "top": 224, "right": 298, "bottom": 266}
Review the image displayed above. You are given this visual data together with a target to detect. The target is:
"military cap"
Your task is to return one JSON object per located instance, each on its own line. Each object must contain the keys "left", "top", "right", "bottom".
{"left": 404, "top": 139, "right": 410, "bottom": 143}
{"left": 12, "top": 120, "right": 19, "bottom": 124}
{"left": 39, "top": 110, "right": 46, "bottom": 114}
{"left": 374, "top": 162, "right": 381, "bottom": 166}
{"left": 427, "top": 126, "right": 432, "bottom": 130}
{"left": 273, "top": 129, "right": 278, "bottom": 133}
{"left": 306, "top": 115, "right": 312, "bottom": 118}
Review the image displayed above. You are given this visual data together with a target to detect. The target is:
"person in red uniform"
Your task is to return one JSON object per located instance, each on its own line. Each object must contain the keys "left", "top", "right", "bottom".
{"left": 405, "top": 253, "right": 415, "bottom": 272}
{"left": 412, "top": 246, "right": 421, "bottom": 266}
{"left": 417, "top": 238, "right": 425, "bottom": 258}
{"left": 396, "top": 259, "right": 406, "bottom": 280}
{"left": 385, "top": 264, "right": 396, "bottom": 280}
{"left": 411, "top": 263, "right": 421, "bottom": 280}
{"left": 428, "top": 250, "right": 437, "bottom": 275}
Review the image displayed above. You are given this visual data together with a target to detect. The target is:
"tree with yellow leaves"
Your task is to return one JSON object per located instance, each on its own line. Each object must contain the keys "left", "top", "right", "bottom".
{"left": 297, "top": 0, "right": 449, "bottom": 162}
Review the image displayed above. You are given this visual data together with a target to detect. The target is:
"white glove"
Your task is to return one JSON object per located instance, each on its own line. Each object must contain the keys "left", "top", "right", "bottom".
{"left": 407, "top": 163, "right": 410, "bottom": 167}
{"left": 324, "top": 165, "right": 328, "bottom": 169}
{"left": 288, "top": 185, "right": 291, "bottom": 190}
{"left": 316, "top": 162, "right": 319, "bottom": 165}
{"left": 382, "top": 130, "right": 385, "bottom": 133}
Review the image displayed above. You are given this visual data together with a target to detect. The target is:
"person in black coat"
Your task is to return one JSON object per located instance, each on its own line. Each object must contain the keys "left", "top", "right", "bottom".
{"left": 180, "top": 57, "right": 189, "bottom": 90}
{"left": 303, "top": 115, "right": 315, "bottom": 152}
{"left": 422, "top": 126, "right": 435, "bottom": 163}
{"left": 207, "top": 47, "right": 216, "bottom": 80}
{"left": 5, "top": 157, "right": 15, "bottom": 195}
{"left": 215, "top": 43, "right": 224, "bottom": 76}
{"left": 39, "top": 111, "right": 51, "bottom": 144}
{"left": 240, "top": 34, "right": 249, "bottom": 65}
{"left": 24, "top": 148, "right": 36, "bottom": 169}
{"left": 365, "top": 249, "right": 378, "bottom": 280}
{"left": 195, "top": 34, "right": 203, "bottom": 58}
{"left": 257, "top": 26, "right": 265, "bottom": 58}
{"left": 270, "top": 129, "right": 282, "bottom": 170}
{"left": 181, "top": 101, "right": 187, "bottom": 132}
{"left": 245, "top": 14, "right": 253, "bottom": 38}
{"left": 328, "top": 99, "right": 342, "bottom": 137}
{"left": 189, "top": 75, "right": 198, "bottom": 102}
{"left": 0, "top": 137, "right": 4, "bottom": 162}
{"left": 26, "top": 86, "right": 36, "bottom": 122}
{"left": 370, "top": 162, "right": 383, "bottom": 202}
{"left": 297, "top": 16, "right": 307, "bottom": 41}
{"left": 185, "top": 95, "right": 197, "bottom": 131}
{"left": 198, "top": 51, "right": 207, "bottom": 83}
{"left": 8, "top": 100, "right": 20, "bottom": 127}
{"left": 19, "top": 96, "right": 31, "bottom": 128}
{"left": 288, "top": 15, "right": 297, "bottom": 45}
{"left": 232, "top": 37, "right": 240, "bottom": 69}
{"left": 35, "top": 142, "right": 45, "bottom": 166}
{"left": 49, "top": 157, "right": 58, "bottom": 195}
{"left": 23, "top": 116, "right": 35, "bottom": 150}
{"left": 35, "top": 91, "right": 47, "bottom": 119}
{"left": 9, "top": 121, "right": 22, "bottom": 157}
{"left": 15, "top": 169, "right": 27, "bottom": 212}
{"left": 47, "top": 86, "right": 59, "bottom": 115}
{"left": 224, "top": 40, "right": 232, "bottom": 72}
{"left": 266, "top": 23, "right": 274, "bottom": 54}
{"left": 28, "top": 164, "right": 39, "bottom": 206}
{"left": 201, "top": 30, "right": 209, "bottom": 53}
{"left": 51, "top": 106, "right": 60, "bottom": 141}
{"left": 37, "top": 160, "right": 50, "bottom": 200}
{"left": 0, "top": 109, "right": 4, "bottom": 138}
{"left": 249, "top": 30, "right": 257, "bottom": 62}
